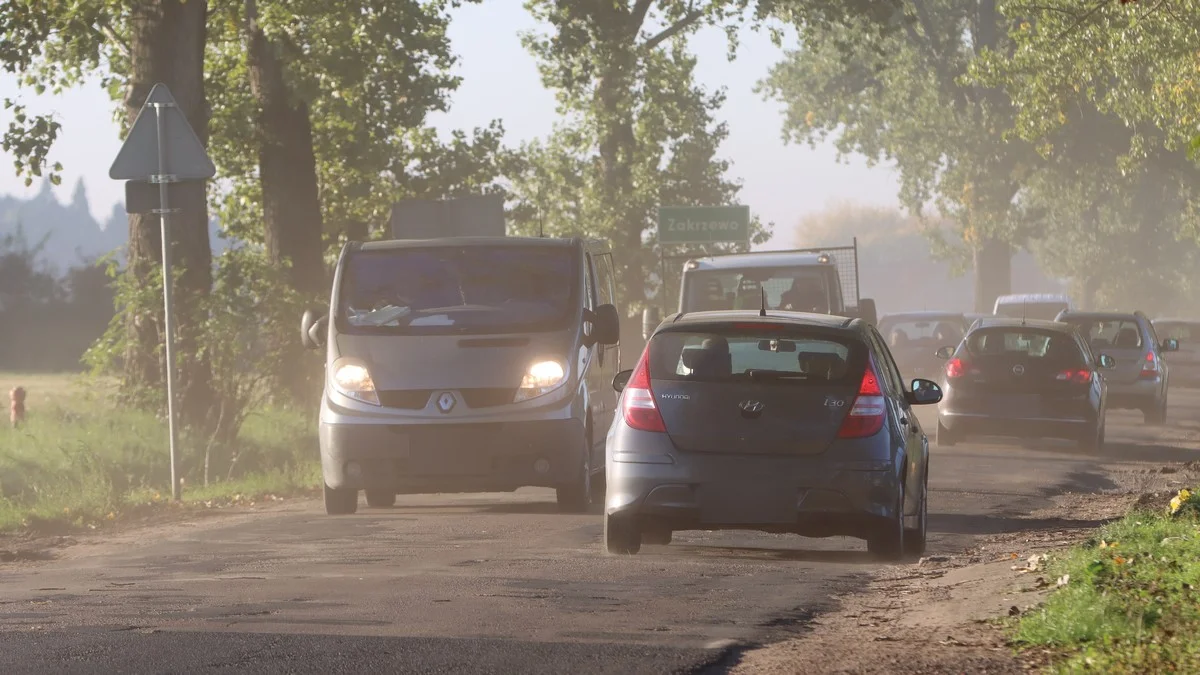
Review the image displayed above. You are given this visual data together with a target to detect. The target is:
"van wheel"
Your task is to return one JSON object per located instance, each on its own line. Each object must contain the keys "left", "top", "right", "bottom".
{"left": 558, "top": 423, "right": 593, "bottom": 513}
{"left": 556, "top": 452, "right": 591, "bottom": 513}
{"left": 324, "top": 484, "right": 358, "bottom": 515}
{"left": 604, "top": 514, "right": 642, "bottom": 555}
{"left": 365, "top": 489, "right": 396, "bottom": 508}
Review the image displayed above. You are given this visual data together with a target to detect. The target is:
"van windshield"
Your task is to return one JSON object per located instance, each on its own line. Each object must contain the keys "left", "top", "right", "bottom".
{"left": 338, "top": 245, "right": 579, "bottom": 335}
{"left": 683, "top": 267, "right": 834, "bottom": 313}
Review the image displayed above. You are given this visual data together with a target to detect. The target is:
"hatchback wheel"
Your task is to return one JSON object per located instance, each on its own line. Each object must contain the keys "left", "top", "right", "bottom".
{"left": 365, "top": 489, "right": 396, "bottom": 508}
{"left": 1079, "top": 419, "right": 1105, "bottom": 453}
{"left": 1144, "top": 395, "right": 1168, "bottom": 426}
{"left": 324, "top": 484, "right": 358, "bottom": 515}
{"left": 903, "top": 476, "right": 928, "bottom": 558}
{"left": 604, "top": 514, "right": 642, "bottom": 555}
{"left": 936, "top": 419, "right": 956, "bottom": 447}
{"left": 868, "top": 484, "right": 905, "bottom": 561}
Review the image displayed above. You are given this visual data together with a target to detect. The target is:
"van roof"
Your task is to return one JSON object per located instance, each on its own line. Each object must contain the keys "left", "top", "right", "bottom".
{"left": 684, "top": 251, "right": 833, "bottom": 271}
{"left": 993, "top": 293, "right": 1072, "bottom": 304}
{"left": 358, "top": 236, "right": 578, "bottom": 251}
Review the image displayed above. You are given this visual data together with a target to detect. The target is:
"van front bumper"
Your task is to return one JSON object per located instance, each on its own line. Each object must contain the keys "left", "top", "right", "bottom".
{"left": 320, "top": 418, "right": 586, "bottom": 493}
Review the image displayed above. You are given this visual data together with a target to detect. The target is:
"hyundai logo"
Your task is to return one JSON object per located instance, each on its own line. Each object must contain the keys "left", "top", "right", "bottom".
{"left": 738, "top": 400, "right": 765, "bottom": 415}
{"left": 436, "top": 392, "right": 457, "bottom": 413}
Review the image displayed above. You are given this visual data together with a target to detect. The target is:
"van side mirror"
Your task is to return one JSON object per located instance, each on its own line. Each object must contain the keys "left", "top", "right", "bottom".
{"left": 1098, "top": 354, "right": 1116, "bottom": 369}
{"left": 934, "top": 346, "right": 955, "bottom": 360}
{"left": 1162, "top": 338, "right": 1180, "bottom": 353}
{"left": 587, "top": 304, "right": 621, "bottom": 346}
{"left": 300, "top": 308, "right": 327, "bottom": 350}
{"left": 612, "top": 369, "right": 633, "bottom": 393}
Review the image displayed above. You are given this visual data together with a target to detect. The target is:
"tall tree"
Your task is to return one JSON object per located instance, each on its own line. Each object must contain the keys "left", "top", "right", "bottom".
{"left": 2, "top": 0, "right": 215, "bottom": 425}
{"left": 760, "top": 0, "right": 1037, "bottom": 311}
{"left": 521, "top": 0, "right": 766, "bottom": 309}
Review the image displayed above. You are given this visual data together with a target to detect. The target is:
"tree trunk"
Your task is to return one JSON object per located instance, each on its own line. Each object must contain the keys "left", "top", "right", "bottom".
{"left": 123, "top": 0, "right": 213, "bottom": 429}
{"left": 245, "top": 0, "right": 326, "bottom": 297}
{"left": 973, "top": 237, "right": 1011, "bottom": 313}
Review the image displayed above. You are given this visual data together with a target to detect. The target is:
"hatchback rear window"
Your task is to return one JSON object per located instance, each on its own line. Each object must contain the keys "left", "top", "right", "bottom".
{"left": 1061, "top": 318, "right": 1143, "bottom": 350}
{"left": 648, "top": 326, "right": 867, "bottom": 384}
{"left": 964, "top": 328, "right": 1084, "bottom": 365}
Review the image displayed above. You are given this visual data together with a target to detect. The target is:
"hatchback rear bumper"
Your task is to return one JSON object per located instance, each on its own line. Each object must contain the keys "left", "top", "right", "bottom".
{"left": 939, "top": 411, "right": 1091, "bottom": 440}
{"left": 1104, "top": 378, "right": 1161, "bottom": 409}
{"left": 606, "top": 453, "right": 903, "bottom": 538}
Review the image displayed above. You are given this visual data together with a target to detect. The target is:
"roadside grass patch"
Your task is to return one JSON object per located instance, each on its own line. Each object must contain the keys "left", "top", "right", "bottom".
{"left": 1014, "top": 495, "right": 1200, "bottom": 673}
{"left": 0, "top": 372, "right": 319, "bottom": 534}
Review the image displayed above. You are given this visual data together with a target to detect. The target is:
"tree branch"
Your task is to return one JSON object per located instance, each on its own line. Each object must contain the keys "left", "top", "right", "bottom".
{"left": 640, "top": 9, "right": 703, "bottom": 51}
{"left": 630, "top": 0, "right": 655, "bottom": 30}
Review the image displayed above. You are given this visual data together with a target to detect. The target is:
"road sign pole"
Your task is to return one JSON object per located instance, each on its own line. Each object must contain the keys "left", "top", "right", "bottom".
{"left": 152, "top": 100, "right": 181, "bottom": 502}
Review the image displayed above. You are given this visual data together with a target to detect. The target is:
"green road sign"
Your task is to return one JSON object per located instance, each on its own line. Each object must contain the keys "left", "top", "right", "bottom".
{"left": 657, "top": 205, "right": 750, "bottom": 244}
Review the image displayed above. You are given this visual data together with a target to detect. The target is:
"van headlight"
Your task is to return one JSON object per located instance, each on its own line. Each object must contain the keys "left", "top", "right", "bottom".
{"left": 331, "top": 358, "right": 380, "bottom": 406}
{"left": 514, "top": 360, "right": 567, "bottom": 402}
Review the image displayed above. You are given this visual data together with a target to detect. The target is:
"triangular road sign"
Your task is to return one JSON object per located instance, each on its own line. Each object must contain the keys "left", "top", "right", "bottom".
{"left": 109, "top": 83, "right": 216, "bottom": 181}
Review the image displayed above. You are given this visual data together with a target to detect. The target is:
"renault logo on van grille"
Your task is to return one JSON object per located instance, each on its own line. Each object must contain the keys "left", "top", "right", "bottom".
{"left": 1012, "top": 364, "right": 1026, "bottom": 376}
{"left": 436, "top": 392, "right": 457, "bottom": 413}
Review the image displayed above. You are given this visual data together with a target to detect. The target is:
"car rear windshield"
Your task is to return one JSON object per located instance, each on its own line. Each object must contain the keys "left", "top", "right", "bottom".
{"left": 648, "top": 326, "right": 867, "bottom": 385}
{"left": 682, "top": 267, "right": 835, "bottom": 313}
{"left": 1061, "top": 317, "right": 1143, "bottom": 350}
{"left": 877, "top": 316, "right": 966, "bottom": 347}
{"left": 337, "top": 245, "right": 579, "bottom": 335}
{"left": 995, "top": 302, "right": 1067, "bottom": 322}
{"left": 964, "top": 328, "right": 1084, "bottom": 366}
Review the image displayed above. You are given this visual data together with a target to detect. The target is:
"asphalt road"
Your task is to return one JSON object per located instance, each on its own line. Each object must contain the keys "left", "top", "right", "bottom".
{"left": 3, "top": 389, "right": 1200, "bottom": 674}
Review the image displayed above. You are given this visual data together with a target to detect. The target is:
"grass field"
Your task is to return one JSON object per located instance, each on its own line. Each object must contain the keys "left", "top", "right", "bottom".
{"left": 1014, "top": 495, "right": 1200, "bottom": 673}
{"left": 0, "top": 372, "right": 320, "bottom": 533}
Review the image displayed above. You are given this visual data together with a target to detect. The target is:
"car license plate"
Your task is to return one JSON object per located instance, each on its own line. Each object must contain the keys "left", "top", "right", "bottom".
{"left": 698, "top": 483, "right": 796, "bottom": 524}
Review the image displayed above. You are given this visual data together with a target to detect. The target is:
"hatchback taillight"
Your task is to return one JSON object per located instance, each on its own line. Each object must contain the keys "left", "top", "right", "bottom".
{"left": 945, "top": 357, "right": 967, "bottom": 379}
{"left": 837, "top": 364, "right": 887, "bottom": 439}
{"left": 1056, "top": 369, "right": 1091, "bottom": 384}
{"left": 1139, "top": 352, "right": 1159, "bottom": 379}
{"left": 622, "top": 350, "right": 667, "bottom": 433}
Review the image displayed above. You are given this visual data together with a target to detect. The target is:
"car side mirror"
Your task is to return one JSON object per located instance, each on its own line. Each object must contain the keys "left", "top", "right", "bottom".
{"left": 300, "top": 308, "right": 328, "bottom": 350}
{"left": 934, "top": 346, "right": 955, "bottom": 360}
{"left": 612, "top": 369, "right": 633, "bottom": 393}
{"left": 588, "top": 304, "right": 620, "bottom": 346}
{"left": 906, "top": 378, "right": 943, "bottom": 405}
{"left": 1098, "top": 354, "right": 1117, "bottom": 369}
{"left": 1162, "top": 338, "right": 1180, "bottom": 353}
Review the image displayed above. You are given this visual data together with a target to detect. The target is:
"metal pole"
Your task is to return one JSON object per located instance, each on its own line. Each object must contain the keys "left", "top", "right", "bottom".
{"left": 152, "top": 102, "right": 181, "bottom": 502}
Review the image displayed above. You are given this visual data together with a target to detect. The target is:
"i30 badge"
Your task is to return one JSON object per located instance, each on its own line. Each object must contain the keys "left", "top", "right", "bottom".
{"left": 436, "top": 392, "right": 457, "bottom": 413}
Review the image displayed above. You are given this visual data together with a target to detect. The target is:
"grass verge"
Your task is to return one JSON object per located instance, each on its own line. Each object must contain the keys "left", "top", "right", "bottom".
{"left": 1, "top": 372, "right": 320, "bottom": 535}
{"left": 1013, "top": 493, "right": 1200, "bottom": 673}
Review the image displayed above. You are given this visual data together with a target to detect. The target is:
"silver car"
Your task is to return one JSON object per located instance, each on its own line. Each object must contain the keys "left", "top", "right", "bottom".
{"left": 1153, "top": 319, "right": 1200, "bottom": 388}
{"left": 603, "top": 310, "right": 942, "bottom": 560}
{"left": 1056, "top": 310, "right": 1179, "bottom": 424}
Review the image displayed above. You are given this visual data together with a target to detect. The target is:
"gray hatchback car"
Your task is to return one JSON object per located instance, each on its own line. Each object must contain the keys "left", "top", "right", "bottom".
{"left": 1056, "top": 310, "right": 1179, "bottom": 424}
{"left": 603, "top": 310, "right": 943, "bottom": 560}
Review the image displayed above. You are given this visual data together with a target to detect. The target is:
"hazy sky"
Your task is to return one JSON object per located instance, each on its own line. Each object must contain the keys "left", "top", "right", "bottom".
{"left": 0, "top": 1, "right": 900, "bottom": 249}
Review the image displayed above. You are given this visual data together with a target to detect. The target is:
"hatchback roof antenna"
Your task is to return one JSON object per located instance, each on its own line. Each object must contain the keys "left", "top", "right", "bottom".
{"left": 1022, "top": 300, "right": 1028, "bottom": 326}
{"left": 759, "top": 287, "right": 768, "bottom": 317}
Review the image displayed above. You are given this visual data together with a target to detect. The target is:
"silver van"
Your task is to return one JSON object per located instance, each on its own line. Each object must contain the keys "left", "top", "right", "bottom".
{"left": 300, "top": 236, "right": 622, "bottom": 515}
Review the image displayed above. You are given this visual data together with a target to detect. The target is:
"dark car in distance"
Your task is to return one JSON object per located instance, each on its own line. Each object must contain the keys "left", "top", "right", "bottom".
{"left": 934, "top": 318, "right": 1115, "bottom": 450}
{"left": 603, "top": 310, "right": 943, "bottom": 561}
{"left": 877, "top": 311, "right": 970, "bottom": 382}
